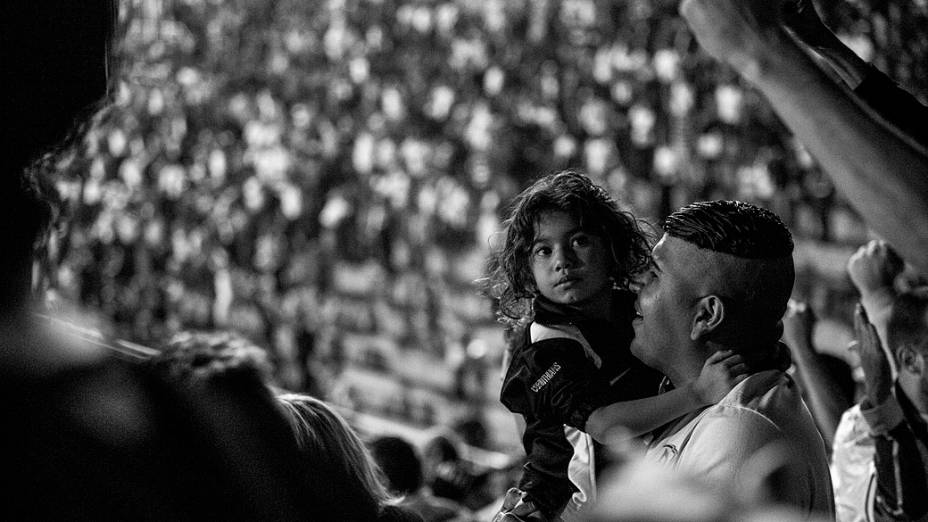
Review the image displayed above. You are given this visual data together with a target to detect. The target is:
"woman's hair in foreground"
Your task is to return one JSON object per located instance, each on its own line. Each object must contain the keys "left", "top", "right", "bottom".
{"left": 482, "top": 170, "right": 652, "bottom": 325}
{"left": 150, "top": 330, "right": 275, "bottom": 384}
{"left": 276, "top": 394, "right": 393, "bottom": 508}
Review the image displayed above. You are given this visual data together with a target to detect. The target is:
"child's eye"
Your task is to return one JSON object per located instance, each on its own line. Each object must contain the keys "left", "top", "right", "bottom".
{"left": 572, "top": 235, "right": 591, "bottom": 247}
{"left": 533, "top": 246, "right": 551, "bottom": 257}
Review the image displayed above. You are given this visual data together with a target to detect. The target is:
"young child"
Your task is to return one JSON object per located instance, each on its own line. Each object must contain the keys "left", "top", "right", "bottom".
{"left": 483, "top": 171, "right": 746, "bottom": 521}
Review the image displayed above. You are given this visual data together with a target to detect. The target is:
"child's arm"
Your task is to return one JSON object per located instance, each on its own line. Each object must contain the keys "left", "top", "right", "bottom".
{"left": 585, "top": 350, "right": 747, "bottom": 443}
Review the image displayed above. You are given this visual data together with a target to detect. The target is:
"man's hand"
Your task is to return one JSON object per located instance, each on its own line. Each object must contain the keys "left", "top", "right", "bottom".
{"left": 692, "top": 350, "right": 749, "bottom": 405}
{"left": 491, "top": 488, "right": 546, "bottom": 522}
{"left": 853, "top": 303, "right": 893, "bottom": 405}
{"left": 678, "top": 0, "right": 790, "bottom": 81}
{"left": 847, "top": 240, "right": 904, "bottom": 298}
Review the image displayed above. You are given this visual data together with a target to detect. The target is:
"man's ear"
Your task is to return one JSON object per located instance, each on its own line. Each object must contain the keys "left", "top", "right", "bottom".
{"left": 691, "top": 295, "right": 725, "bottom": 341}
{"left": 897, "top": 345, "right": 924, "bottom": 375}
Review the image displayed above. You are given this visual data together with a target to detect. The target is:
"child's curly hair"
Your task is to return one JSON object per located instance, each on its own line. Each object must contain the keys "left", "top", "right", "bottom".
{"left": 481, "top": 170, "right": 653, "bottom": 326}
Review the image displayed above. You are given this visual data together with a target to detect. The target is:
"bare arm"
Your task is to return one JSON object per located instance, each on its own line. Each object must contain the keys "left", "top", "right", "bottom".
{"left": 781, "top": 300, "right": 851, "bottom": 447}
{"left": 586, "top": 383, "right": 704, "bottom": 442}
{"left": 847, "top": 240, "right": 904, "bottom": 373}
{"left": 586, "top": 350, "right": 746, "bottom": 443}
{"left": 781, "top": 0, "right": 928, "bottom": 149}
{"left": 680, "top": 0, "right": 928, "bottom": 275}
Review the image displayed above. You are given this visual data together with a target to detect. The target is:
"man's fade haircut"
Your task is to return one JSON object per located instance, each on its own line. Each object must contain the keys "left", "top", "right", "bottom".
{"left": 664, "top": 200, "right": 795, "bottom": 347}
{"left": 483, "top": 170, "right": 652, "bottom": 325}
{"left": 888, "top": 287, "right": 928, "bottom": 357}
{"left": 663, "top": 200, "right": 793, "bottom": 259}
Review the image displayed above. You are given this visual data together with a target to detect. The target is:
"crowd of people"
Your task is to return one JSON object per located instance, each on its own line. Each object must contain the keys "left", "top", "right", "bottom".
{"left": 42, "top": 0, "right": 927, "bottom": 354}
{"left": 7, "top": 0, "right": 928, "bottom": 520}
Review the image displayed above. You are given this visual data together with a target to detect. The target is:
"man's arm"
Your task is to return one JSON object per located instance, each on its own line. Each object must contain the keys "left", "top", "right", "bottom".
{"left": 781, "top": 300, "right": 850, "bottom": 447}
{"left": 848, "top": 240, "right": 904, "bottom": 373}
{"left": 781, "top": 0, "right": 928, "bottom": 149}
{"left": 679, "top": 0, "right": 928, "bottom": 274}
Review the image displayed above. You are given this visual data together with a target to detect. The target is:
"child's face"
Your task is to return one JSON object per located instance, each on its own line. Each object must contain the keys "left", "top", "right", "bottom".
{"left": 530, "top": 210, "right": 613, "bottom": 310}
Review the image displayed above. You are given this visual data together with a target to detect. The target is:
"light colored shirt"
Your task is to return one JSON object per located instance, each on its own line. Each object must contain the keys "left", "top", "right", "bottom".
{"left": 645, "top": 370, "right": 835, "bottom": 518}
{"left": 832, "top": 390, "right": 928, "bottom": 522}
{"left": 831, "top": 405, "right": 876, "bottom": 522}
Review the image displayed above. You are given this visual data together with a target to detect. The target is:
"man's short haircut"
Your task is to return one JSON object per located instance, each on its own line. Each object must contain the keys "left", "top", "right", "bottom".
{"left": 888, "top": 287, "right": 928, "bottom": 357}
{"left": 664, "top": 201, "right": 795, "bottom": 347}
{"left": 663, "top": 200, "right": 793, "bottom": 259}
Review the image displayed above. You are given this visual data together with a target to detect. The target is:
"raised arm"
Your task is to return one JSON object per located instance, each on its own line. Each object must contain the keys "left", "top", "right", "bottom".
{"left": 781, "top": 0, "right": 928, "bottom": 149}
{"left": 679, "top": 0, "right": 928, "bottom": 274}
{"left": 847, "top": 240, "right": 904, "bottom": 372}
{"left": 781, "top": 300, "right": 851, "bottom": 448}
{"left": 853, "top": 304, "right": 928, "bottom": 520}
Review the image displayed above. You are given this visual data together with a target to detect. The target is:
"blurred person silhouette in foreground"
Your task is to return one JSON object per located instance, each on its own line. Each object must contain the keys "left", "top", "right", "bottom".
{"left": 3, "top": 4, "right": 341, "bottom": 515}
{"left": 369, "top": 435, "right": 474, "bottom": 522}
{"left": 8, "top": 162, "right": 333, "bottom": 519}
{"left": 148, "top": 330, "right": 352, "bottom": 519}
{"left": 588, "top": 454, "right": 835, "bottom": 522}
{"left": 630, "top": 201, "right": 833, "bottom": 517}
{"left": 831, "top": 242, "right": 928, "bottom": 521}
{"left": 678, "top": 0, "right": 928, "bottom": 275}
{"left": 277, "top": 393, "right": 422, "bottom": 522}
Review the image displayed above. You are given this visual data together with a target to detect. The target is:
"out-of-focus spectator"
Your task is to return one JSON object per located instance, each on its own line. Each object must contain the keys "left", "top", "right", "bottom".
{"left": 782, "top": 299, "right": 856, "bottom": 448}
{"left": 831, "top": 241, "right": 928, "bottom": 522}
{"left": 47, "top": 0, "right": 928, "bottom": 393}
{"left": 423, "top": 431, "right": 480, "bottom": 505}
{"left": 369, "top": 435, "right": 474, "bottom": 522}
{"left": 422, "top": 430, "right": 498, "bottom": 511}
{"left": 151, "top": 330, "right": 356, "bottom": 520}
{"left": 848, "top": 240, "right": 906, "bottom": 366}
{"left": 277, "top": 393, "right": 422, "bottom": 521}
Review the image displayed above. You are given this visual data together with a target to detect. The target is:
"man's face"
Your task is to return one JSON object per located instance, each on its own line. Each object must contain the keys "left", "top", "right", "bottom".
{"left": 530, "top": 210, "right": 613, "bottom": 311}
{"left": 631, "top": 235, "right": 701, "bottom": 374}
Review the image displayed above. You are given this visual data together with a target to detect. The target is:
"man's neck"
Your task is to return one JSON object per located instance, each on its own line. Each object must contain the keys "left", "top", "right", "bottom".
{"left": 665, "top": 350, "right": 707, "bottom": 388}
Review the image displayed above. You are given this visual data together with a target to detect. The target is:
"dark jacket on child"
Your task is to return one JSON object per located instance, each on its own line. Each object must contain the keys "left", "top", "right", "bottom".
{"left": 500, "top": 290, "right": 663, "bottom": 519}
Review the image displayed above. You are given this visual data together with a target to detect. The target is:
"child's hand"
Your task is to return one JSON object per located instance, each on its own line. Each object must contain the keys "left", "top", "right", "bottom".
{"left": 491, "top": 488, "right": 547, "bottom": 522}
{"left": 691, "top": 350, "right": 749, "bottom": 405}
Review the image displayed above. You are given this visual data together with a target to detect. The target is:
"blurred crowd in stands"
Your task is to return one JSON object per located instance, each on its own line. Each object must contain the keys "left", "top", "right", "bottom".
{"left": 43, "top": 0, "right": 927, "bottom": 352}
